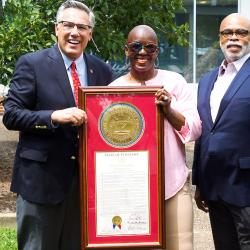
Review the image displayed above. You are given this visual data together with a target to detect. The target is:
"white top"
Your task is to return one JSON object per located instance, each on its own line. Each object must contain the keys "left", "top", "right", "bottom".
{"left": 210, "top": 52, "right": 250, "bottom": 122}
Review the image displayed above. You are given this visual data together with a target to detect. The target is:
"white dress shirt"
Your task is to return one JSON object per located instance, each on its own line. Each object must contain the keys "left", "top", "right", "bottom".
{"left": 59, "top": 48, "right": 88, "bottom": 93}
{"left": 210, "top": 52, "right": 250, "bottom": 122}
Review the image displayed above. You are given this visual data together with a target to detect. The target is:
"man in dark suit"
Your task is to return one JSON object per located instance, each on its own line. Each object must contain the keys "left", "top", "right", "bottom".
{"left": 193, "top": 13, "right": 250, "bottom": 250}
{"left": 3, "top": 1, "right": 112, "bottom": 249}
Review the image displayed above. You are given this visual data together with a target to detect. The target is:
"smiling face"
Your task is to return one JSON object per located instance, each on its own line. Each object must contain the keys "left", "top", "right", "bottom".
{"left": 55, "top": 7, "right": 92, "bottom": 60}
{"left": 126, "top": 25, "right": 159, "bottom": 78}
{"left": 220, "top": 13, "right": 250, "bottom": 62}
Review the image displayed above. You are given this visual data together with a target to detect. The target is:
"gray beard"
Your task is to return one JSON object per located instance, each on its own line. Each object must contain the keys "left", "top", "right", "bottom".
{"left": 220, "top": 42, "right": 250, "bottom": 62}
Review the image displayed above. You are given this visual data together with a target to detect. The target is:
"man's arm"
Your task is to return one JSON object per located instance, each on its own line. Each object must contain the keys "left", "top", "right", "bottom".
{"left": 3, "top": 55, "right": 55, "bottom": 131}
{"left": 3, "top": 54, "right": 86, "bottom": 131}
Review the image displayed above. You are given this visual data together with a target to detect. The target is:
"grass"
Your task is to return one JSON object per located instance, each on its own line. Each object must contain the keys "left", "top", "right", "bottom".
{"left": 0, "top": 228, "right": 17, "bottom": 250}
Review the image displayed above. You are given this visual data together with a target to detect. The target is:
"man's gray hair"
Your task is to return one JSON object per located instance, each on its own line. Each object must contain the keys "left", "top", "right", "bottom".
{"left": 56, "top": 0, "right": 95, "bottom": 28}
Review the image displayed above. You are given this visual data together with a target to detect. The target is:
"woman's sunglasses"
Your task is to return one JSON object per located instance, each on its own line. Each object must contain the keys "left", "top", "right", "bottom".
{"left": 126, "top": 41, "right": 158, "bottom": 54}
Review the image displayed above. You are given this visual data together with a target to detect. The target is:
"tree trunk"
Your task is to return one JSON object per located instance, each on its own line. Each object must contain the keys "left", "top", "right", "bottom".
{"left": 0, "top": 0, "right": 3, "bottom": 20}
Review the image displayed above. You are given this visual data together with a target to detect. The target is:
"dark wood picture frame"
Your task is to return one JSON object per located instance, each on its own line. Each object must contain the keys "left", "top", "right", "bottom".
{"left": 79, "top": 86, "right": 165, "bottom": 250}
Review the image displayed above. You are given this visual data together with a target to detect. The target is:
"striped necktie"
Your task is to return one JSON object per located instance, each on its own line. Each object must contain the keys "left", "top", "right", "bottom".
{"left": 71, "top": 61, "right": 80, "bottom": 106}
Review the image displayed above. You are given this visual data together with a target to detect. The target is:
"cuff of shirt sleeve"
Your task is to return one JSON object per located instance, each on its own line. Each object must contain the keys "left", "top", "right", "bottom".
{"left": 177, "top": 120, "right": 190, "bottom": 139}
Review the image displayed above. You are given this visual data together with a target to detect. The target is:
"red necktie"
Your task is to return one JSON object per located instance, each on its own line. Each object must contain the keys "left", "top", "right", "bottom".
{"left": 71, "top": 61, "right": 80, "bottom": 106}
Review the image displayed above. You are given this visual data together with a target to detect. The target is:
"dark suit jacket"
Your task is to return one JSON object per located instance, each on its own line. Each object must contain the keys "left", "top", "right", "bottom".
{"left": 192, "top": 57, "right": 250, "bottom": 207}
{"left": 3, "top": 44, "right": 112, "bottom": 204}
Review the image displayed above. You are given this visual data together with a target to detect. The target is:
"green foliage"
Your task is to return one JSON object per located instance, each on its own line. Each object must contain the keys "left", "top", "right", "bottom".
{"left": 0, "top": 228, "right": 17, "bottom": 250}
{"left": 0, "top": 0, "right": 189, "bottom": 86}
{"left": 87, "top": 0, "right": 190, "bottom": 60}
{"left": 0, "top": 0, "right": 57, "bottom": 86}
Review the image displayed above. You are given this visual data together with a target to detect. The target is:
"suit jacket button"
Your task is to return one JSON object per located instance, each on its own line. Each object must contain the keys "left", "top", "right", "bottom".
{"left": 70, "top": 156, "right": 76, "bottom": 160}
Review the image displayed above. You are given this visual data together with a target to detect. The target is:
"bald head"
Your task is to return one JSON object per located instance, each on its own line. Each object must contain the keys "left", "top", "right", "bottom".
{"left": 220, "top": 13, "right": 250, "bottom": 32}
{"left": 127, "top": 25, "right": 158, "bottom": 44}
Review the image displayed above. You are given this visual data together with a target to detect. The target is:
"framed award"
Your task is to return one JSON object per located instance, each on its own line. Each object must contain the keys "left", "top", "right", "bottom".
{"left": 79, "top": 86, "right": 165, "bottom": 249}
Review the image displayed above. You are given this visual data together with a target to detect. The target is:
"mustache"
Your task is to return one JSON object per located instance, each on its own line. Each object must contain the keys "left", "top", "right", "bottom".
{"left": 225, "top": 42, "right": 242, "bottom": 48}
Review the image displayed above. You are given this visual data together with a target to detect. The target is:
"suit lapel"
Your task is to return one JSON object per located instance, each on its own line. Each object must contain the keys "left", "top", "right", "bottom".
{"left": 213, "top": 58, "right": 250, "bottom": 126}
{"left": 84, "top": 54, "right": 96, "bottom": 86}
{"left": 201, "top": 69, "right": 218, "bottom": 127}
{"left": 48, "top": 45, "right": 75, "bottom": 107}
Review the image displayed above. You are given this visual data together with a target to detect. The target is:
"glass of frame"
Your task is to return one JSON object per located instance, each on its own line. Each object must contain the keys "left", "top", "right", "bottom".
{"left": 79, "top": 86, "right": 165, "bottom": 250}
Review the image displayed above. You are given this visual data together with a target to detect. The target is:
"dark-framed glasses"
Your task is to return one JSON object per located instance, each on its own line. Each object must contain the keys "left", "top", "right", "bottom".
{"left": 58, "top": 21, "right": 92, "bottom": 33}
{"left": 126, "top": 41, "right": 158, "bottom": 54}
{"left": 219, "top": 29, "right": 249, "bottom": 39}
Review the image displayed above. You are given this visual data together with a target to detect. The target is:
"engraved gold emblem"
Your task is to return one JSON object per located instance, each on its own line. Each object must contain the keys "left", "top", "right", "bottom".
{"left": 99, "top": 103, "right": 144, "bottom": 148}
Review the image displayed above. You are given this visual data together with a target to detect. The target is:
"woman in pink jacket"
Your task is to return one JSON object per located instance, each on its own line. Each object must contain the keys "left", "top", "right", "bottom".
{"left": 110, "top": 25, "right": 201, "bottom": 250}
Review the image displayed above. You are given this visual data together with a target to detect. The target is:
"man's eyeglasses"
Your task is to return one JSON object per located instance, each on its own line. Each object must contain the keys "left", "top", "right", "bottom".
{"left": 126, "top": 41, "right": 158, "bottom": 54}
{"left": 219, "top": 29, "right": 249, "bottom": 39}
{"left": 58, "top": 21, "right": 92, "bottom": 33}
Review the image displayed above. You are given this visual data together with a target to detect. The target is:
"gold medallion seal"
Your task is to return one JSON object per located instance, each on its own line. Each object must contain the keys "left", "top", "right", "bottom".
{"left": 112, "top": 215, "right": 122, "bottom": 229}
{"left": 112, "top": 215, "right": 122, "bottom": 226}
{"left": 99, "top": 103, "right": 144, "bottom": 148}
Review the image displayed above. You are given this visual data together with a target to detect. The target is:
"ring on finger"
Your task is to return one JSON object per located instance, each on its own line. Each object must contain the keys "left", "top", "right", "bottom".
{"left": 163, "top": 96, "right": 168, "bottom": 101}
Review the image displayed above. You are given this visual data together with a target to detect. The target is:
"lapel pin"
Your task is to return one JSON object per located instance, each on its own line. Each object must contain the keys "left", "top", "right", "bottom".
{"left": 90, "top": 69, "right": 94, "bottom": 74}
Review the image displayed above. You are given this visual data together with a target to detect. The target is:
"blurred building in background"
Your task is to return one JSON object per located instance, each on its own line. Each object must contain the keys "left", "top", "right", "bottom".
{"left": 159, "top": 0, "right": 249, "bottom": 83}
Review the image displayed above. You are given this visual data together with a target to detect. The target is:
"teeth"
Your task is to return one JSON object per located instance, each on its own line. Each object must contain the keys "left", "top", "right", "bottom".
{"left": 137, "top": 58, "right": 147, "bottom": 63}
{"left": 69, "top": 40, "right": 80, "bottom": 44}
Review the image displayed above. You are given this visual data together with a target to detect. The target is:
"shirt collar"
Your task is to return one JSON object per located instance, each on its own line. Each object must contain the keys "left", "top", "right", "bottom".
{"left": 220, "top": 52, "right": 250, "bottom": 74}
{"left": 233, "top": 52, "right": 250, "bottom": 72}
{"left": 218, "top": 64, "right": 226, "bottom": 76}
{"left": 57, "top": 45, "right": 83, "bottom": 70}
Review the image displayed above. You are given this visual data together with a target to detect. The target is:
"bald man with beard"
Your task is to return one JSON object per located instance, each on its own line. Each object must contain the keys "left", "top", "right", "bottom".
{"left": 193, "top": 13, "right": 250, "bottom": 250}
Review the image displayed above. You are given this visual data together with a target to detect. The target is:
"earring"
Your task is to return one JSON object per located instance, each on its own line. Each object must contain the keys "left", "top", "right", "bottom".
{"left": 125, "top": 57, "right": 131, "bottom": 72}
{"left": 125, "top": 56, "right": 130, "bottom": 68}
{"left": 154, "top": 57, "right": 159, "bottom": 68}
